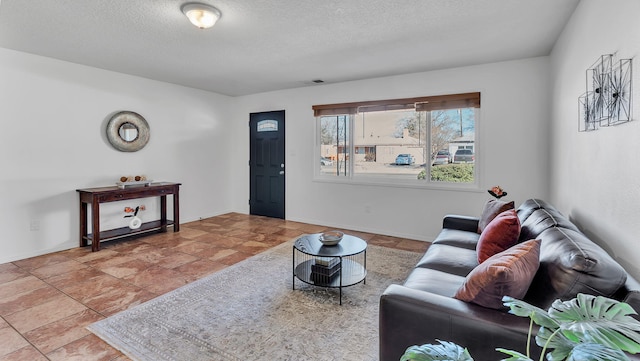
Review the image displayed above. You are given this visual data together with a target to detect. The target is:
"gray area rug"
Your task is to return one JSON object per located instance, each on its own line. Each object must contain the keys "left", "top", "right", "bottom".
{"left": 88, "top": 240, "right": 422, "bottom": 361}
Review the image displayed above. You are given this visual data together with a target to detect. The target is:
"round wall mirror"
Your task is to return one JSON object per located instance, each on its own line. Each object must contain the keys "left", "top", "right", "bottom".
{"left": 118, "top": 122, "right": 139, "bottom": 142}
{"left": 106, "top": 111, "right": 150, "bottom": 152}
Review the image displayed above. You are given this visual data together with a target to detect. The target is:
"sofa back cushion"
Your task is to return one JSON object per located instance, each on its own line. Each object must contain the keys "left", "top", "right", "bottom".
{"left": 518, "top": 208, "right": 580, "bottom": 242}
{"left": 523, "top": 227, "right": 628, "bottom": 308}
{"left": 477, "top": 209, "right": 521, "bottom": 263}
{"left": 478, "top": 199, "right": 515, "bottom": 233}
{"left": 516, "top": 199, "right": 550, "bottom": 221}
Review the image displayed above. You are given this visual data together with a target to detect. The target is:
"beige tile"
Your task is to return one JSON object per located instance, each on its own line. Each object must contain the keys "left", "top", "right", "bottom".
{"left": 0, "top": 264, "right": 30, "bottom": 285}
{"left": 127, "top": 247, "right": 176, "bottom": 263}
{"left": 5, "top": 294, "right": 87, "bottom": 333}
{"left": 46, "top": 334, "right": 121, "bottom": 361}
{"left": 68, "top": 249, "right": 121, "bottom": 264}
{"left": 154, "top": 251, "right": 199, "bottom": 269}
{"left": 0, "top": 325, "right": 29, "bottom": 358}
{"left": 207, "top": 248, "right": 238, "bottom": 261}
{"left": 45, "top": 267, "right": 109, "bottom": 291}
{"left": 24, "top": 308, "right": 104, "bottom": 354}
{"left": 274, "top": 227, "right": 306, "bottom": 238}
{"left": 0, "top": 276, "right": 48, "bottom": 303}
{"left": 0, "top": 345, "right": 48, "bottom": 361}
{"left": 123, "top": 265, "right": 189, "bottom": 289}
{"left": 30, "top": 260, "right": 88, "bottom": 279}
{"left": 176, "top": 227, "right": 209, "bottom": 239}
{"left": 60, "top": 274, "right": 129, "bottom": 303}
{"left": 0, "top": 284, "right": 62, "bottom": 317}
{"left": 84, "top": 254, "right": 136, "bottom": 269}
{"left": 12, "top": 253, "right": 71, "bottom": 271}
{"left": 173, "top": 259, "right": 226, "bottom": 281}
{"left": 174, "top": 240, "right": 215, "bottom": 255}
{"left": 83, "top": 284, "right": 156, "bottom": 316}
{"left": 99, "top": 259, "right": 154, "bottom": 278}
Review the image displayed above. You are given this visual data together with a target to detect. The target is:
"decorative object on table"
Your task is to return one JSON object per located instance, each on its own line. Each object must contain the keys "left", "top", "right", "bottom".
{"left": 319, "top": 230, "right": 344, "bottom": 246}
{"left": 106, "top": 111, "right": 150, "bottom": 152}
{"left": 579, "top": 54, "right": 632, "bottom": 132}
{"left": 116, "top": 175, "right": 152, "bottom": 188}
{"left": 124, "top": 205, "right": 145, "bottom": 229}
{"left": 401, "top": 293, "right": 640, "bottom": 361}
{"left": 487, "top": 185, "right": 507, "bottom": 199}
{"left": 310, "top": 257, "right": 341, "bottom": 284}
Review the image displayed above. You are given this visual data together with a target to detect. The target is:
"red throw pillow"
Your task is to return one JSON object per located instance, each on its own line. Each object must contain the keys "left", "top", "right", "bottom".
{"left": 477, "top": 209, "right": 521, "bottom": 264}
{"left": 454, "top": 239, "right": 541, "bottom": 310}
{"left": 477, "top": 199, "right": 515, "bottom": 233}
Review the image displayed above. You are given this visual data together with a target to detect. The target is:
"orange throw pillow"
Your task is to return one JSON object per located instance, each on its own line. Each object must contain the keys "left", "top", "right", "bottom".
{"left": 477, "top": 209, "right": 521, "bottom": 264}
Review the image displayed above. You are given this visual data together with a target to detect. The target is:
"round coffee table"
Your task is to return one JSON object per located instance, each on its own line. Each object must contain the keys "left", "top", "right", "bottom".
{"left": 292, "top": 233, "right": 367, "bottom": 305}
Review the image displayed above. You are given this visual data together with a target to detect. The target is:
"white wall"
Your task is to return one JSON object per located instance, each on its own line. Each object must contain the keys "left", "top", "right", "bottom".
{"left": 231, "top": 57, "right": 552, "bottom": 241}
{"left": 0, "top": 40, "right": 555, "bottom": 264}
{"left": 549, "top": 0, "right": 640, "bottom": 278}
{"left": 0, "top": 48, "right": 233, "bottom": 263}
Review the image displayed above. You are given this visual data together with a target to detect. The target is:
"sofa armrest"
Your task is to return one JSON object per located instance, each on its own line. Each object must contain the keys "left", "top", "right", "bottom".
{"left": 379, "top": 284, "right": 538, "bottom": 361}
{"left": 442, "top": 215, "right": 480, "bottom": 233}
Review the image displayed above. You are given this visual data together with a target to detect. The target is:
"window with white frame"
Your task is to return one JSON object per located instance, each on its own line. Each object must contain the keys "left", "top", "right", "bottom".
{"left": 314, "top": 92, "right": 479, "bottom": 185}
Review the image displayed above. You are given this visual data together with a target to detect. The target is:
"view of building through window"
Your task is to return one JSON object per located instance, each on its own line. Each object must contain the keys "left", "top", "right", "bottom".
{"left": 318, "top": 107, "right": 476, "bottom": 183}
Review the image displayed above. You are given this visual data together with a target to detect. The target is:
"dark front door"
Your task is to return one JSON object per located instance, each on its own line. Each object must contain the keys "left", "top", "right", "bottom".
{"left": 249, "top": 110, "right": 285, "bottom": 219}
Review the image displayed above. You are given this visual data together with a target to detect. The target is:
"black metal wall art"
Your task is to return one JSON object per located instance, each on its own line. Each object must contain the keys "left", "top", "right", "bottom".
{"left": 579, "top": 54, "right": 632, "bottom": 132}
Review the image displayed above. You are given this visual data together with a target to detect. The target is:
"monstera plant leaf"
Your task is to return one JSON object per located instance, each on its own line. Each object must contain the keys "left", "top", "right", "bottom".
{"left": 495, "top": 348, "right": 534, "bottom": 361}
{"left": 502, "top": 296, "right": 559, "bottom": 329}
{"left": 401, "top": 340, "right": 474, "bottom": 361}
{"left": 548, "top": 294, "right": 640, "bottom": 354}
{"left": 503, "top": 294, "right": 640, "bottom": 361}
{"left": 564, "top": 342, "right": 630, "bottom": 361}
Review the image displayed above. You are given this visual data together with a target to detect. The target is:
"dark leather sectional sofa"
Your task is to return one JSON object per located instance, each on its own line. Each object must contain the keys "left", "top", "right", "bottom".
{"left": 380, "top": 199, "right": 640, "bottom": 360}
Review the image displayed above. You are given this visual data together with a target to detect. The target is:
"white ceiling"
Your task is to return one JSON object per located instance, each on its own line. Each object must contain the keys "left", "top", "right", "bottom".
{"left": 0, "top": 0, "right": 580, "bottom": 97}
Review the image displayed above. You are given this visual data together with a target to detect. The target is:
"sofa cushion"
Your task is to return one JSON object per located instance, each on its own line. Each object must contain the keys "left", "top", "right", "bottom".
{"left": 454, "top": 239, "right": 541, "bottom": 310}
{"left": 523, "top": 227, "right": 628, "bottom": 308}
{"left": 478, "top": 199, "right": 515, "bottom": 233}
{"left": 403, "top": 268, "right": 467, "bottom": 297}
{"left": 433, "top": 228, "right": 480, "bottom": 250}
{"left": 415, "top": 244, "right": 479, "bottom": 276}
{"left": 477, "top": 209, "right": 521, "bottom": 263}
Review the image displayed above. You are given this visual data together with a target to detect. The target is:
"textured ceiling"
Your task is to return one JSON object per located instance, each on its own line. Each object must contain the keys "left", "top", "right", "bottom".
{"left": 0, "top": 0, "right": 580, "bottom": 96}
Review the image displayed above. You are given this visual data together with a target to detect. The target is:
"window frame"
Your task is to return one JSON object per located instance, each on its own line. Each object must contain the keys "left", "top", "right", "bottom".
{"left": 313, "top": 93, "right": 481, "bottom": 190}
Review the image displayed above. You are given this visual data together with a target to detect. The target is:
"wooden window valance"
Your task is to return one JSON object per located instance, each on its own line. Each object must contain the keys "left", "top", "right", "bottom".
{"left": 312, "top": 92, "right": 480, "bottom": 117}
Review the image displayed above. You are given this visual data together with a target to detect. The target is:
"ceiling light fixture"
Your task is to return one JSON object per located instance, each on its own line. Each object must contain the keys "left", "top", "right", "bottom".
{"left": 181, "top": 3, "right": 221, "bottom": 29}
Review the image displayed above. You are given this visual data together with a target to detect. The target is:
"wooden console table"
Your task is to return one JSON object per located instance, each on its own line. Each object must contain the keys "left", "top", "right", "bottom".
{"left": 77, "top": 182, "right": 181, "bottom": 251}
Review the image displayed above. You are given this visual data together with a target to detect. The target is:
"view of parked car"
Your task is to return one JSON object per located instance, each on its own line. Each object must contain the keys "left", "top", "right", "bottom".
{"left": 432, "top": 150, "right": 451, "bottom": 165}
{"left": 395, "top": 154, "right": 415, "bottom": 165}
{"left": 320, "top": 157, "right": 333, "bottom": 166}
{"left": 453, "top": 149, "right": 474, "bottom": 163}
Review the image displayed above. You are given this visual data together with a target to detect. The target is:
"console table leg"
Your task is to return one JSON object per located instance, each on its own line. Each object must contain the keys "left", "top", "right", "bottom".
{"left": 91, "top": 199, "right": 100, "bottom": 252}
{"left": 160, "top": 195, "right": 167, "bottom": 232}
{"left": 79, "top": 202, "right": 87, "bottom": 247}
{"left": 173, "top": 190, "right": 180, "bottom": 232}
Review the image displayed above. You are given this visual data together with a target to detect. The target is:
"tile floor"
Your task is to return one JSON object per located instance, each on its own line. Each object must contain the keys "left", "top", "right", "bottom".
{"left": 0, "top": 213, "right": 429, "bottom": 360}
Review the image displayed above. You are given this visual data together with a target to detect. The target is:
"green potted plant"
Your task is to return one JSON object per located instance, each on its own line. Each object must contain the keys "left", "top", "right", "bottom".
{"left": 401, "top": 293, "right": 640, "bottom": 361}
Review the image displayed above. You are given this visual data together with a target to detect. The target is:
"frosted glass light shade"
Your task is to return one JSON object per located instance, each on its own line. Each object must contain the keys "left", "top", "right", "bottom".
{"left": 181, "top": 3, "right": 221, "bottom": 29}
